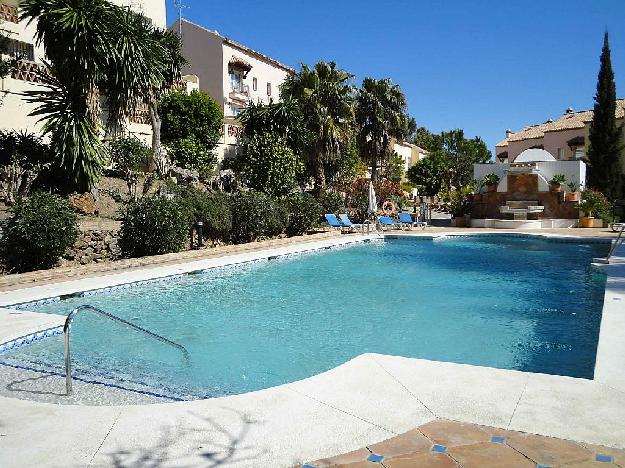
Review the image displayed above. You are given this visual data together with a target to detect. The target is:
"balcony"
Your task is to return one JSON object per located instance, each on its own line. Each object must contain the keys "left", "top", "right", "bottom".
{"left": 11, "top": 59, "right": 48, "bottom": 83}
{"left": 229, "top": 83, "right": 250, "bottom": 101}
{"left": 0, "top": 2, "right": 18, "bottom": 23}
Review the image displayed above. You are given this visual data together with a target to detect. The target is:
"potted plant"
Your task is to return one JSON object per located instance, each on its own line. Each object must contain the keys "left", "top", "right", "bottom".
{"left": 579, "top": 189, "right": 610, "bottom": 228}
{"left": 549, "top": 174, "right": 567, "bottom": 192}
{"left": 566, "top": 181, "right": 580, "bottom": 202}
{"left": 450, "top": 189, "right": 470, "bottom": 227}
{"left": 483, "top": 173, "right": 500, "bottom": 193}
{"left": 472, "top": 178, "right": 485, "bottom": 202}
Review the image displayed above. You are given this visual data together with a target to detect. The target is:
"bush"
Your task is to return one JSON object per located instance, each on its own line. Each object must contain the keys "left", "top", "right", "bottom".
{"left": 109, "top": 135, "right": 150, "bottom": 173}
{"left": 580, "top": 189, "right": 611, "bottom": 221}
{"left": 175, "top": 186, "right": 232, "bottom": 242}
{"left": 119, "top": 197, "right": 188, "bottom": 258}
{"left": 318, "top": 190, "right": 345, "bottom": 215}
{"left": 235, "top": 132, "right": 303, "bottom": 197}
{"left": 166, "top": 136, "right": 217, "bottom": 178}
{"left": 0, "top": 192, "right": 78, "bottom": 272}
{"left": 285, "top": 193, "right": 322, "bottom": 236}
{"left": 230, "top": 190, "right": 285, "bottom": 243}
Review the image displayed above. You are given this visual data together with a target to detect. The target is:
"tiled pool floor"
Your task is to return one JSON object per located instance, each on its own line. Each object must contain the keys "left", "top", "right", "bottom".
{"left": 303, "top": 420, "right": 625, "bottom": 467}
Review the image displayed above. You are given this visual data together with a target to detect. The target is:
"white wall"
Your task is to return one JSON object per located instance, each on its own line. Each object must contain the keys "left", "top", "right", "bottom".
{"left": 474, "top": 161, "right": 587, "bottom": 190}
{"left": 110, "top": 0, "right": 167, "bottom": 28}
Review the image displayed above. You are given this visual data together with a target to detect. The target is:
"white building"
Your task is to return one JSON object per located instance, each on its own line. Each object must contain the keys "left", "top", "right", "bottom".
{"left": 0, "top": 0, "right": 167, "bottom": 140}
{"left": 392, "top": 140, "right": 429, "bottom": 179}
{"left": 171, "top": 19, "right": 293, "bottom": 160}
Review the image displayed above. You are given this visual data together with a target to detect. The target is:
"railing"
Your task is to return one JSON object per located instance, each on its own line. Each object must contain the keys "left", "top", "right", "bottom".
{"left": 11, "top": 59, "right": 48, "bottom": 83}
{"left": 230, "top": 83, "right": 250, "bottom": 97}
{"left": 64, "top": 305, "right": 189, "bottom": 395}
{"left": 0, "top": 2, "right": 18, "bottom": 23}
{"left": 603, "top": 224, "right": 625, "bottom": 263}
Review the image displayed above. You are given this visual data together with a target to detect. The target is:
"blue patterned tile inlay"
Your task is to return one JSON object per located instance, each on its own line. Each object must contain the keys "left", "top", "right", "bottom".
{"left": 302, "top": 465, "right": 318, "bottom": 468}
{"left": 432, "top": 444, "right": 448, "bottom": 453}
{"left": 0, "top": 326, "right": 63, "bottom": 355}
{"left": 367, "top": 453, "right": 384, "bottom": 463}
{"left": 536, "top": 465, "right": 552, "bottom": 468}
{"left": 596, "top": 454, "right": 613, "bottom": 463}
{"left": 491, "top": 436, "right": 507, "bottom": 444}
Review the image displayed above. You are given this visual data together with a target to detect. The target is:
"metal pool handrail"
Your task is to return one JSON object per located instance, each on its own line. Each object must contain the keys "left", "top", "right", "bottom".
{"left": 604, "top": 223, "right": 625, "bottom": 262}
{"left": 64, "top": 304, "right": 189, "bottom": 395}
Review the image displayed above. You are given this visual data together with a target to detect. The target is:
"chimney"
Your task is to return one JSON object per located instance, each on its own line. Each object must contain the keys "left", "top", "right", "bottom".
{"left": 565, "top": 107, "right": 574, "bottom": 114}
{"left": 505, "top": 129, "right": 512, "bottom": 139}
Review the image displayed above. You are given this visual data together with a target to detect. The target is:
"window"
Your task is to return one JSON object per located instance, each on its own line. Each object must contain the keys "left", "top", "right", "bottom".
{"left": 7, "top": 39, "right": 35, "bottom": 62}
{"left": 252, "top": 77, "right": 257, "bottom": 91}
{"left": 557, "top": 148, "right": 565, "bottom": 160}
{"left": 267, "top": 82, "right": 272, "bottom": 96}
{"left": 574, "top": 147, "right": 586, "bottom": 160}
{"left": 230, "top": 70, "right": 243, "bottom": 92}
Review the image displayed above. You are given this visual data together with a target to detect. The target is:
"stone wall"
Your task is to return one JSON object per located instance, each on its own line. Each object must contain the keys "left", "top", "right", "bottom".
{"left": 64, "top": 229, "right": 120, "bottom": 265}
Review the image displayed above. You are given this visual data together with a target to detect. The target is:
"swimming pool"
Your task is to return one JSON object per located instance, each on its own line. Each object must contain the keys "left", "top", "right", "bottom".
{"left": 0, "top": 236, "right": 609, "bottom": 400}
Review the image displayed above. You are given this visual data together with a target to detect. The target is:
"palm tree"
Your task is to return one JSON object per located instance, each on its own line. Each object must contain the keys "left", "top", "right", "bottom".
{"left": 21, "top": 0, "right": 185, "bottom": 190}
{"left": 355, "top": 78, "right": 409, "bottom": 181}
{"left": 280, "top": 61, "right": 354, "bottom": 193}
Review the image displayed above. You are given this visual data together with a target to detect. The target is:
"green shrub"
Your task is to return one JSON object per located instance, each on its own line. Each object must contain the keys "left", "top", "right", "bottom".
{"left": 165, "top": 136, "right": 217, "bottom": 178}
{"left": 580, "top": 189, "right": 611, "bottom": 221}
{"left": 109, "top": 135, "right": 150, "bottom": 173}
{"left": 285, "top": 193, "right": 322, "bottom": 236}
{"left": 235, "top": 132, "right": 303, "bottom": 197}
{"left": 0, "top": 192, "right": 78, "bottom": 272}
{"left": 119, "top": 197, "right": 188, "bottom": 258}
{"left": 230, "top": 190, "right": 285, "bottom": 243}
{"left": 318, "top": 190, "right": 345, "bottom": 215}
{"left": 175, "top": 186, "right": 232, "bottom": 242}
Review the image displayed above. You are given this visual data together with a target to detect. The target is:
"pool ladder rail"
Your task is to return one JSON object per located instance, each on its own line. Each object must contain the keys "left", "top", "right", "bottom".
{"left": 64, "top": 304, "right": 189, "bottom": 396}
{"left": 594, "top": 223, "right": 625, "bottom": 264}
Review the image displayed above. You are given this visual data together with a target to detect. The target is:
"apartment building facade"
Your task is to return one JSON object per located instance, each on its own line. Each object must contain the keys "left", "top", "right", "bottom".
{"left": 0, "top": 0, "right": 167, "bottom": 140}
{"left": 495, "top": 100, "right": 625, "bottom": 170}
{"left": 172, "top": 19, "right": 293, "bottom": 160}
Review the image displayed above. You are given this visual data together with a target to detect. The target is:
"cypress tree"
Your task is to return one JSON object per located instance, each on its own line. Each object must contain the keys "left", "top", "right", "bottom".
{"left": 587, "top": 32, "right": 624, "bottom": 201}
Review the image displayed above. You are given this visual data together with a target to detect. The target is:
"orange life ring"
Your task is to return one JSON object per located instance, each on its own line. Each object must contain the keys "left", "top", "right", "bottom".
{"left": 382, "top": 200, "right": 396, "bottom": 215}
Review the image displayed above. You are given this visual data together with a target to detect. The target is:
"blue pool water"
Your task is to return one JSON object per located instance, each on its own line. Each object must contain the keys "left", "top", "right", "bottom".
{"left": 1, "top": 236, "right": 609, "bottom": 400}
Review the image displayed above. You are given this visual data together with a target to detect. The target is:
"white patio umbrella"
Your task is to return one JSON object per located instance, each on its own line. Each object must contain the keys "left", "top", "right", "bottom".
{"left": 367, "top": 181, "right": 377, "bottom": 217}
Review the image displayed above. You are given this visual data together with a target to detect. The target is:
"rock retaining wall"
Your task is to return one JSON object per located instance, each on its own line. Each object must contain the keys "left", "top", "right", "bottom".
{"left": 64, "top": 230, "right": 120, "bottom": 265}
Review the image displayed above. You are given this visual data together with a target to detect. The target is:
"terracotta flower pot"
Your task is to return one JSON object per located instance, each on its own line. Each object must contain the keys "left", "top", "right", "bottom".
{"left": 580, "top": 216, "right": 594, "bottom": 228}
{"left": 567, "top": 192, "right": 580, "bottom": 202}
{"left": 550, "top": 184, "right": 562, "bottom": 193}
{"left": 487, "top": 185, "right": 497, "bottom": 193}
{"left": 454, "top": 216, "right": 466, "bottom": 227}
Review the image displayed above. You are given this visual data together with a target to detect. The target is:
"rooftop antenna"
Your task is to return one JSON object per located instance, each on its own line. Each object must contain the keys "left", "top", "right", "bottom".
{"left": 174, "top": 0, "right": 189, "bottom": 36}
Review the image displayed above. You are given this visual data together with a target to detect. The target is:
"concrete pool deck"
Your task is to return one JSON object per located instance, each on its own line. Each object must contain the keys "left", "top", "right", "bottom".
{"left": 0, "top": 229, "right": 624, "bottom": 467}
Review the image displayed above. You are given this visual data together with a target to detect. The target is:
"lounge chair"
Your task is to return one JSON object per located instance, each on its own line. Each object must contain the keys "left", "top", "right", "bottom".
{"left": 378, "top": 216, "right": 402, "bottom": 231}
{"left": 398, "top": 212, "right": 427, "bottom": 230}
{"left": 339, "top": 214, "right": 363, "bottom": 232}
{"left": 325, "top": 213, "right": 346, "bottom": 232}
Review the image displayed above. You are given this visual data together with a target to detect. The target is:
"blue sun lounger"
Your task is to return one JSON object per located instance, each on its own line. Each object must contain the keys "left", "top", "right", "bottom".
{"left": 325, "top": 213, "right": 346, "bottom": 232}
{"left": 397, "top": 212, "right": 427, "bottom": 230}
{"left": 378, "top": 216, "right": 402, "bottom": 230}
{"left": 339, "top": 214, "right": 363, "bottom": 232}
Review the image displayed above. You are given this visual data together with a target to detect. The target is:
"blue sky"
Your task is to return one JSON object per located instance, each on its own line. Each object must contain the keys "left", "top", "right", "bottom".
{"left": 165, "top": 0, "right": 625, "bottom": 155}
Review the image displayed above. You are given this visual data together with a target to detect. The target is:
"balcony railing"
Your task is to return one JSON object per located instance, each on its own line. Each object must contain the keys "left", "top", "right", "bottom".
{"left": 0, "top": 2, "right": 18, "bottom": 23}
{"left": 230, "top": 83, "right": 250, "bottom": 98}
{"left": 11, "top": 59, "right": 48, "bottom": 83}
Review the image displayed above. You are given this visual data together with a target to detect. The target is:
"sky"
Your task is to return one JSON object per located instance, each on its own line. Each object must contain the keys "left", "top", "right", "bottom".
{"left": 165, "top": 0, "right": 625, "bottom": 156}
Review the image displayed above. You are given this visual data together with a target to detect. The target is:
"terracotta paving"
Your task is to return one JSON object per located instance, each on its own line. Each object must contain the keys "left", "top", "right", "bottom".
{"left": 302, "top": 420, "right": 625, "bottom": 468}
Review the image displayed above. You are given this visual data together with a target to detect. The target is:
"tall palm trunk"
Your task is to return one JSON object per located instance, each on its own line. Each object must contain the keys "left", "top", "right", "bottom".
{"left": 148, "top": 101, "right": 167, "bottom": 174}
{"left": 313, "top": 146, "right": 326, "bottom": 195}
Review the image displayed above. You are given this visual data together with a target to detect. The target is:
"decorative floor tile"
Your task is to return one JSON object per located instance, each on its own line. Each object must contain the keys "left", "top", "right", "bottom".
{"left": 366, "top": 453, "right": 384, "bottom": 463}
{"left": 367, "top": 429, "right": 431, "bottom": 458}
{"left": 491, "top": 436, "right": 507, "bottom": 444}
{"left": 596, "top": 454, "right": 614, "bottom": 463}
{"left": 432, "top": 444, "right": 448, "bottom": 453}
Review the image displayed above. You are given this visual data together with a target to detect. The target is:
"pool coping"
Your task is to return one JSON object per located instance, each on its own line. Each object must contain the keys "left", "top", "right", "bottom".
{"left": 1, "top": 231, "right": 624, "bottom": 467}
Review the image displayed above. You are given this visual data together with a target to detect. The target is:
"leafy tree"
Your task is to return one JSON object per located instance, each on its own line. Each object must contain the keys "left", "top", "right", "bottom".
{"left": 160, "top": 90, "right": 223, "bottom": 151}
{"left": 587, "top": 32, "right": 624, "bottom": 200}
{"left": 235, "top": 133, "right": 303, "bottom": 197}
{"left": 325, "top": 140, "right": 362, "bottom": 187}
{"left": 384, "top": 151, "right": 405, "bottom": 183}
{"left": 165, "top": 136, "right": 217, "bottom": 178}
{"left": 440, "top": 129, "right": 491, "bottom": 189}
{"left": 0, "top": 130, "right": 53, "bottom": 203}
{"left": 355, "top": 77, "right": 409, "bottom": 180}
{"left": 412, "top": 126, "right": 443, "bottom": 152}
{"left": 407, "top": 151, "right": 449, "bottom": 196}
{"left": 108, "top": 135, "right": 150, "bottom": 199}
{"left": 281, "top": 61, "right": 355, "bottom": 193}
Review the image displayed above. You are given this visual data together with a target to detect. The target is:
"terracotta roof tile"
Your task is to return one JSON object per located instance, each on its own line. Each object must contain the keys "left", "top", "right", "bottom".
{"left": 497, "top": 99, "right": 625, "bottom": 147}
